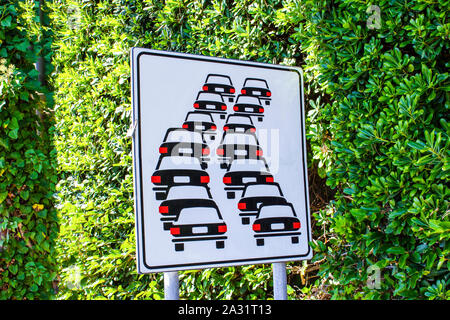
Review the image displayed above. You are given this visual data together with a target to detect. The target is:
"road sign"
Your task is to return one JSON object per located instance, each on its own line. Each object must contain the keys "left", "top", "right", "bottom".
{"left": 130, "top": 48, "right": 312, "bottom": 273}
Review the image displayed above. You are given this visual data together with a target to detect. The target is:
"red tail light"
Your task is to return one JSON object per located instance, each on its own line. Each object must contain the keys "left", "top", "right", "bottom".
{"left": 221, "top": 105, "right": 227, "bottom": 111}
{"left": 256, "top": 149, "right": 263, "bottom": 156}
{"left": 151, "top": 175, "right": 161, "bottom": 183}
{"left": 223, "top": 176, "right": 232, "bottom": 184}
{"left": 252, "top": 223, "right": 261, "bottom": 231}
{"left": 200, "top": 176, "right": 210, "bottom": 184}
{"left": 230, "top": 88, "right": 235, "bottom": 94}
{"left": 159, "top": 206, "right": 169, "bottom": 214}
{"left": 233, "top": 106, "right": 238, "bottom": 111}
{"left": 203, "top": 85, "right": 208, "bottom": 91}
{"left": 210, "top": 125, "right": 217, "bottom": 131}
{"left": 238, "top": 202, "right": 247, "bottom": 210}
{"left": 202, "top": 148, "right": 210, "bottom": 155}
{"left": 182, "top": 123, "right": 189, "bottom": 129}
{"left": 293, "top": 221, "right": 301, "bottom": 229}
{"left": 223, "top": 126, "right": 229, "bottom": 131}
{"left": 170, "top": 227, "right": 180, "bottom": 235}
{"left": 194, "top": 103, "right": 200, "bottom": 109}
{"left": 266, "top": 91, "right": 271, "bottom": 97}
{"left": 216, "top": 148, "right": 224, "bottom": 156}
{"left": 159, "top": 147, "right": 168, "bottom": 154}
{"left": 241, "top": 89, "right": 246, "bottom": 94}
{"left": 265, "top": 176, "right": 274, "bottom": 183}
{"left": 259, "top": 107, "right": 264, "bottom": 113}
{"left": 218, "top": 224, "right": 227, "bottom": 233}
{"left": 250, "top": 127, "right": 256, "bottom": 133}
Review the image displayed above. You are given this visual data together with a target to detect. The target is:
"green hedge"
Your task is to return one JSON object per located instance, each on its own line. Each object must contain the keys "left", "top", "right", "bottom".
{"left": 0, "top": 1, "right": 58, "bottom": 299}
{"left": 50, "top": 0, "right": 306, "bottom": 300}
{"left": 293, "top": 0, "right": 449, "bottom": 299}
{"left": 51, "top": 0, "right": 449, "bottom": 300}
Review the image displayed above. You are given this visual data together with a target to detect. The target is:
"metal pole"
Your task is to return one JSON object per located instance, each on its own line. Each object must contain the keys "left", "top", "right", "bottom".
{"left": 273, "top": 262, "right": 287, "bottom": 300}
{"left": 37, "top": 0, "right": 46, "bottom": 87}
{"left": 164, "top": 271, "right": 179, "bottom": 300}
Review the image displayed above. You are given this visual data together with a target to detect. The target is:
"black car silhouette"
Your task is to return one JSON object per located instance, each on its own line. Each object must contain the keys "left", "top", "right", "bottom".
{"left": 232, "top": 94, "right": 264, "bottom": 122}
{"left": 202, "top": 74, "right": 235, "bottom": 102}
{"left": 241, "top": 78, "right": 271, "bottom": 105}
{"left": 151, "top": 156, "right": 210, "bottom": 197}
{"left": 193, "top": 91, "right": 227, "bottom": 119}
{"left": 159, "top": 185, "right": 213, "bottom": 230}
{"left": 222, "top": 158, "right": 273, "bottom": 199}
{"left": 157, "top": 128, "right": 210, "bottom": 169}
{"left": 182, "top": 111, "right": 217, "bottom": 131}
{"left": 223, "top": 114, "right": 256, "bottom": 133}
{"left": 182, "top": 111, "right": 217, "bottom": 141}
{"left": 252, "top": 203, "right": 301, "bottom": 246}
{"left": 216, "top": 131, "right": 263, "bottom": 169}
{"left": 169, "top": 202, "right": 228, "bottom": 252}
{"left": 237, "top": 182, "right": 287, "bottom": 225}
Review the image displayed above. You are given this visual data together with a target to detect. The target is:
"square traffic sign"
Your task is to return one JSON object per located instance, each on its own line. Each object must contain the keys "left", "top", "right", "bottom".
{"left": 131, "top": 48, "right": 312, "bottom": 273}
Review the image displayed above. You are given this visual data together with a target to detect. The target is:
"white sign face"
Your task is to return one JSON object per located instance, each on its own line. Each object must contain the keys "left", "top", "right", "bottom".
{"left": 131, "top": 48, "right": 312, "bottom": 273}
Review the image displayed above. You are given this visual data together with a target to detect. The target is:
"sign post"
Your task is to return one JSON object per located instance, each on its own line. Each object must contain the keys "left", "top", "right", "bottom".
{"left": 164, "top": 271, "right": 179, "bottom": 300}
{"left": 130, "top": 48, "right": 312, "bottom": 299}
{"left": 273, "top": 262, "right": 287, "bottom": 300}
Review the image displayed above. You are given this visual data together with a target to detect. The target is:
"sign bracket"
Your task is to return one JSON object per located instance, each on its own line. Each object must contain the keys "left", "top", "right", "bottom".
{"left": 126, "top": 120, "right": 138, "bottom": 138}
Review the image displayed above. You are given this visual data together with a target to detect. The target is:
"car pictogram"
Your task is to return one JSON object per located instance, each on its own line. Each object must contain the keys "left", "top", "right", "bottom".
{"left": 240, "top": 78, "right": 271, "bottom": 105}
{"left": 170, "top": 203, "right": 228, "bottom": 252}
{"left": 151, "top": 156, "right": 210, "bottom": 198}
{"left": 232, "top": 94, "right": 264, "bottom": 122}
{"left": 182, "top": 111, "right": 217, "bottom": 140}
{"left": 202, "top": 74, "right": 236, "bottom": 102}
{"left": 193, "top": 91, "right": 228, "bottom": 119}
{"left": 157, "top": 128, "right": 210, "bottom": 169}
{"left": 158, "top": 185, "right": 213, "bottom": 230}
{"left": 222, "top": 158, "right": 273, "bottom": 199}
{"left": 237, "top": 182, "right": 287, "bottom": 225}
{"left": 216, "top": 131, "right": 263, "bottom": 169}
{"left": 223, "top": 114, "right": 256, "bottom": 133}
{"left": 252, "top": 203, "right": 301, "bottom": 247}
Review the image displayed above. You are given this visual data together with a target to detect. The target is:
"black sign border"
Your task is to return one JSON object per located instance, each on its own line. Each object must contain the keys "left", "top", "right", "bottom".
{"left": 133, "top": 49, "right": 311, "bottom": 272}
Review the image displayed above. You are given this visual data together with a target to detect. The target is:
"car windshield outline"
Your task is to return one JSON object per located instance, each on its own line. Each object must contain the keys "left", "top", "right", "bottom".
{"left": 205, "top": 74, "right": 233, "bottom": 86}
{"left": 196, "top": 92, "right": 224, "bottom": 102}
{"left": 163, "top": 128, "right": 204, "bottom": 144}
{"left": 166, "top": 185, "right": 212, "bottom": 200}
{"left": 242, "top": 183, "right": 283, "bottom": 198}
{"left": 175, "top": 206, "right": 223, "bottom": 224}
{"left": 226, "top": 114, "right": 253, "bottom": 125}
{"left": 243, "top": 78, "right": 269, "bottom": 89}
{"left": 156, "top": 156, "right": 203, "bottom": 171}
{"left": 256, "top": 204, "right": 297, "bottom": 219}
{"left": 228, "top": 158, "right": 270, "bottom": 173}
{"left": 221, "top": 132, "right": 259, "bottom": 146}
{"left": 185, "top": 112, "right": 214, "bottom": 123}
{"left": 236, "top": 95, "right": 261, "bottom": 105}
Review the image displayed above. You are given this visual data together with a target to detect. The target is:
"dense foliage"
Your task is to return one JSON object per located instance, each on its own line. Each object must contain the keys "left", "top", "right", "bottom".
{"left": 49, "top": 0, "right": 448, "bottom": 300}
{"left": 0, "top": 0, "right": 57, "bottom": 299}
{"left": 50, "top": 0, "right": 306, "bottom": 300}
{"left": 294, "top": 0, "right": 449, "bottom": 299}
